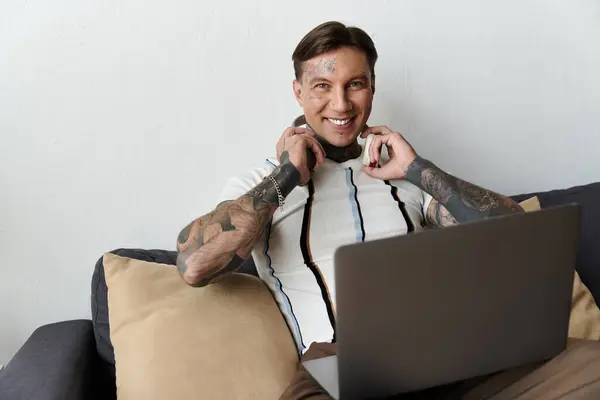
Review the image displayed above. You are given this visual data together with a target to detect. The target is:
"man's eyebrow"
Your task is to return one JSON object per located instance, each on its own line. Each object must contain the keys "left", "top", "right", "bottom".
{"left": 349, "top": 73, "right": 369, "bottom": 81}
{"left": 307, "top": 72, "right": 369, "bottom": 85}
{"left": 307, "top": 75, "right": 332, "bottom": 85}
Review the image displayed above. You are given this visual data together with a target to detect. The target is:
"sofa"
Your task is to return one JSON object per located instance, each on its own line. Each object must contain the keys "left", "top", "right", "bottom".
{"left": 1, "top": 181, "right": 599, "bottom": 400}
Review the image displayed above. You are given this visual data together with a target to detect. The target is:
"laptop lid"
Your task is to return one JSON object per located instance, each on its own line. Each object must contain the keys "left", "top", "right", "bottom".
{"left": 333, "top": 204, "right": 581, "bottom": 399}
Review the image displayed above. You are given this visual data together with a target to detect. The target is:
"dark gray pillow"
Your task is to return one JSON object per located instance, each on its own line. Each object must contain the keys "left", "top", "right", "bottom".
{"left": 511, "top": 181, "right": 600, "bottom": 303}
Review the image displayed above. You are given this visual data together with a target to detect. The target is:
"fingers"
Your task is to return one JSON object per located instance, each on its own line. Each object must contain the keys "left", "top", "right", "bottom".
{"left": 369, "top": 133, "right": 393, "bottom": 164}
{"left": 281, "top": 126, "right": 312, "bottom": 139}
{"left": 362, "top": 165, "right": 388, "bottom": 180}
{"left": 277, "top": 127, "right": 313, "bottom": 158}
{"left": 280, "top": 127, "right": 297, "bottom": 139}
{"left": 277, "top": 133, "right": 325, "bottom": 167}
{"left": 363, "top": 160, "right": 397, "bottom": 180}
{"left": 361, "top": 125, "right": 393, "bottom": 138}
{"left": 276, "top": 137, "right": 284, "bottom": 158}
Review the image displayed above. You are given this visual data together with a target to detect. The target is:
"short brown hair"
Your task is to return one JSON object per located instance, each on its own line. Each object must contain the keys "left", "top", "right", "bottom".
{"left": 292, "top": 21, "right": 378, "bottom": 82}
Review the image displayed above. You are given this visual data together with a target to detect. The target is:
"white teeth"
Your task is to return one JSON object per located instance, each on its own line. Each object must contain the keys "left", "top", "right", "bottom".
{"left": 328, "top": 118, "right": 352, "bottom": 126}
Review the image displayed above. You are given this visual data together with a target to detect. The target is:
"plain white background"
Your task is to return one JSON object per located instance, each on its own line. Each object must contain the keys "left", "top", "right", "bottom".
{"left": 1, "top": 0, "right": 599, "bottom": 364}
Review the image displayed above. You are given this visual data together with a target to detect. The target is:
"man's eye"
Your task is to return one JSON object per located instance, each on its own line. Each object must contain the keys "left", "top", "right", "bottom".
{"left": 314, "top": 83, "right": 329, "bottom": 90}
{"left": 349, "top": 81, "right": 363, "bottom": 88}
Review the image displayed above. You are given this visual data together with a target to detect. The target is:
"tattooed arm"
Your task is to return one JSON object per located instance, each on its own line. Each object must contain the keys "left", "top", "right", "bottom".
{"left": 176, "top": 159, "right": 300, "bottom": 287}
{"left": 359, "top": 126, "right": 523, "bottom": 229}
{"left": 176, "top": 127, "right": 325, "bottom": 287}
{"left": 405, "top": 156, "right": 523, "bottom": 228}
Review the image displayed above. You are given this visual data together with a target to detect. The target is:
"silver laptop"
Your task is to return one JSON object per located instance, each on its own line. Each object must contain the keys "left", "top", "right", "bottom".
{"left": 303, "top": 204, "right": 581, "bottom": 399}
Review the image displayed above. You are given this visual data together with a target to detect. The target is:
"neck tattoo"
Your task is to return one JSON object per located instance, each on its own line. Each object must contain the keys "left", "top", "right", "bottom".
{"left": 293, "top": 115, "right": 364, "bottom": 163}
{"left": 314, "top": 134, "right": 362, "bottom": 163}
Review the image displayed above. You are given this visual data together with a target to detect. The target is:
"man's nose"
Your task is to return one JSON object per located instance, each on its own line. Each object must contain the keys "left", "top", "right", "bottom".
{"left": 329, "top": 87, "right": 353, "bottom": 113}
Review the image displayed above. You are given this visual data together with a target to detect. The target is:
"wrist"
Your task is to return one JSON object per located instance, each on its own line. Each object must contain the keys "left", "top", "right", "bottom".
{"left": 270, "top": 161, "right": 301, "bottom": 198}
{"left": 404, "top": 154, "right": 448, "bottom": 191}
{"left": 404, "top": 155, "right": 435, "bottom": 185}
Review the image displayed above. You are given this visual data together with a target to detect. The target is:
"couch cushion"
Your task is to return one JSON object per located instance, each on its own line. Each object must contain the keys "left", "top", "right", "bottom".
{"left": 91, "top": 248, "right": 258, "bottom": 371}
{"left": 103, "top": 253, "right": 298, "bottom": 400}
{"left": 511, "top": 181, "right": 600, "bottom": 303}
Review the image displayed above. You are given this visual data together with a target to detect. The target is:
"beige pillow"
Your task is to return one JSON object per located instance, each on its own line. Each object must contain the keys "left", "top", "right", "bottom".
{"left": 518, "top": 196, "right": 600, "bottom": 340}
{"left": 103, "top": 253, "right": 298, "bottom": 400}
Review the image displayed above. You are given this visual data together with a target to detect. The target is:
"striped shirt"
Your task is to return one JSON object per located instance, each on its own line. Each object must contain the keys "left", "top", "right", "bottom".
{"left": 217, "top": 141, "right": 433, "bottom": 354}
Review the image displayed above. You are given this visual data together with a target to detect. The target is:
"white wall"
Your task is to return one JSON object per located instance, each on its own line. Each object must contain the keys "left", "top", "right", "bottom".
{"left": 1, "top": 0, "right": 599, "bottom": 363}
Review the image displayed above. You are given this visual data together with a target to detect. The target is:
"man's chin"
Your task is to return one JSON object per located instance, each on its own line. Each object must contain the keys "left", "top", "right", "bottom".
{"left": 321, "top": 131, "right": 361, "bottom": 148}
{"left": 309, "top": 117, "right": 365, "bottom": 147}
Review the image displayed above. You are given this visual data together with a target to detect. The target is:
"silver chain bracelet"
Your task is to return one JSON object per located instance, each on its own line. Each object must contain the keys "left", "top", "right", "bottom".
{"left": 268, "top": 176, "right": 285, "bottom": 212}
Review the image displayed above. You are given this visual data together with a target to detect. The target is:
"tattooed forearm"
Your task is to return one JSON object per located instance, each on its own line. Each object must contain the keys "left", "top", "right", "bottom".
{"left": 405, "top": 155, "right": 523, "bottom": 225}
{"left": 176, "top": 156, "right": 300, "bottom": 287}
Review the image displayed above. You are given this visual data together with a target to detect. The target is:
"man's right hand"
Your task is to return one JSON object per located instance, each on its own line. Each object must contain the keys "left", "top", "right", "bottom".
{"left": 276, "top": 127, "right": 326, "bottom": 186}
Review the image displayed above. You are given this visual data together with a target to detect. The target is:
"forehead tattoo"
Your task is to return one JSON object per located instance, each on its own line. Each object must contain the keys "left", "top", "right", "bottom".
{"left": 322, "top": 59, "right": 336, "bottom": 74}
{"left": 303, "top": 57, "right": 337, "bottom": 81}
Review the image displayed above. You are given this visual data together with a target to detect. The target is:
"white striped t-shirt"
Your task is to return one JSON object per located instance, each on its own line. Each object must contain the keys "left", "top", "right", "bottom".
{"left": 217, "top": 141, "right": 433, "bottom": 354}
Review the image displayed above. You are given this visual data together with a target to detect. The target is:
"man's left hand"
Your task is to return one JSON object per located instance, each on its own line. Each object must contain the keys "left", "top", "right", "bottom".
{"left": 360, "top": 126, "right": 417, "bottom": 180}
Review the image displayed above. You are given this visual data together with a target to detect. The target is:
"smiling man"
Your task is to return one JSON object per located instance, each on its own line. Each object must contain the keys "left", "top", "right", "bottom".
{"left": 176, "top": 21, "right": 600, "bottom": 399}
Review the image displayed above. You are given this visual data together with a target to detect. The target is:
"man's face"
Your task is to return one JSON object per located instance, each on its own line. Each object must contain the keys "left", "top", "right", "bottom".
{"left": 293, "top": 46, "right": 374, "bottom": 147}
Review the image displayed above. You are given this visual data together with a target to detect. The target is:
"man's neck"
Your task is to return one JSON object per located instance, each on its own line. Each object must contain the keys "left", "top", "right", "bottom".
{"left": 315, "top": 135, "right": 362, "bottom": 163}
{"left": 293, "top": 115, "right": 363, "bottom": 164}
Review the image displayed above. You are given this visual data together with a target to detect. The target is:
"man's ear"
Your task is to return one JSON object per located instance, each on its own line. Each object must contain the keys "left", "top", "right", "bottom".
{"left": 371, "top": 75, "right": 376, "bottom": 96}
{"left": 293, "top": 80, "right": 304, "bottom": 107}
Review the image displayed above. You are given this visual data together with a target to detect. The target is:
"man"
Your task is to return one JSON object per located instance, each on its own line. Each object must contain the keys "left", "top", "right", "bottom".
{"left": 176, "top": 21, "right": 600, "bottom": 399}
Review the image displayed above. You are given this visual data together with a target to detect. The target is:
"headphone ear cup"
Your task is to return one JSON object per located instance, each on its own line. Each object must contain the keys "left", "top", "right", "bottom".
{"left": 292, "top": 115, "right": 306, "bottom": 127}
{"left": 362, "top": 133, "right": 376, "bottom": 167}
